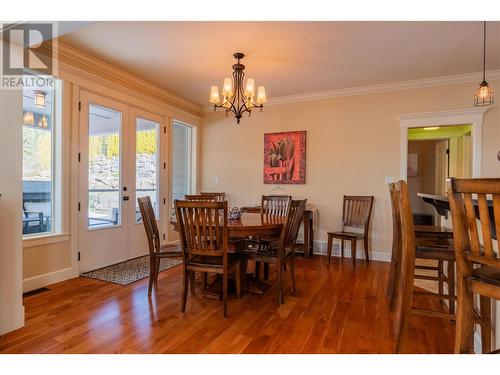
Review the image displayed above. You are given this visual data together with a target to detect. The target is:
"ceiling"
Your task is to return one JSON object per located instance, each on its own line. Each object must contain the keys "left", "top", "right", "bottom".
{"left": 59, "top": 21, "right": 500, "bottom": 107}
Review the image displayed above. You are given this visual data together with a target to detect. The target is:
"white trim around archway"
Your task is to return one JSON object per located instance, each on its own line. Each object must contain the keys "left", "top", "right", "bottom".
{"left": 399, "top": 108, "right": 488, "bottom": 180}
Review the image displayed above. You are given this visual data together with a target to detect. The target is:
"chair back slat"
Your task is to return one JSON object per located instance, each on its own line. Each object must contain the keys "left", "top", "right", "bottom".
{"left": 478, "top": 194, "right": 494, "bottom": 258}
{"left": 175, "top": 200, "right": 227, "bottom": 258}
{"left": 463, "top": 193, "right": 481, "bottom": 255}
{"left": 342, "top": 195, "right": 374, "bottom": 229}
{"left": 494, "top": 194, "right": 500, "bottom": 249}
{"left": 200, "top": 192, "right": 225, "bottom": 202}
{"left": 137, "top": 196, "right": 160, "bottom": 255}
{"left": 185, "top": 194, "right": 217, "bottom": 202}
{"left": 279, "top": 199, "right": 308, "bottom": 251}
{"left": 261, "top": 195, "right": 291, "bottom": 217}
{"left": 389, "top": 183, "right": 402, "bottom": 260}
{"left": 447, "top": 178, "right": 500, "bottom": 268}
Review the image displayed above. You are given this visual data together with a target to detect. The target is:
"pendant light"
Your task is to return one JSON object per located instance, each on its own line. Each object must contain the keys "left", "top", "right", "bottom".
{"left": 474, "top": 21, "right": 494, "bottom": 106}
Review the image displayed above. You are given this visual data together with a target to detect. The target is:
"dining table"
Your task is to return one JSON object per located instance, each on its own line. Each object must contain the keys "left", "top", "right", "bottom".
{"left": 169, "top": 212, "right": 286, "bottom": 297}
{"left": 169, "top": 212, "right": 285, "bottom": 239}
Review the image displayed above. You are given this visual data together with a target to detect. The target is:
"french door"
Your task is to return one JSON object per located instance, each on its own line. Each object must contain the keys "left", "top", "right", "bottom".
{"left": 78, "top": 91, "right": 165, "bottom": 272}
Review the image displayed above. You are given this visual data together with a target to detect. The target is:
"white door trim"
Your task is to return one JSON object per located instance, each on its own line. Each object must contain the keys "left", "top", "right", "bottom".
{"left": 399, "top": 108, "right": 488, "bottom": 180}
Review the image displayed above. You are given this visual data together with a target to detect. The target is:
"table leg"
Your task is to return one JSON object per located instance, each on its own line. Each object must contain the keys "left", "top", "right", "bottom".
{"left": 308, "top": 212, "right": 314, "bottom": 257}
{"left": 303, "top": 213, "right": 310, "bottom": 257}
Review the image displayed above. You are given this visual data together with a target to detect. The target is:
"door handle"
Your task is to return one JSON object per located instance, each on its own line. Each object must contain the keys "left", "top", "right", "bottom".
{"left": 123, "top": 196, "right": 130, "bottom": 201}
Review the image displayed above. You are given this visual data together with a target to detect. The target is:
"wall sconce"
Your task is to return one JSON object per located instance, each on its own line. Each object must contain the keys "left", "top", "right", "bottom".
{"left": 23, "top": 111, "right": 34, "bottom": 126}
{"left": 34, "top": 91, "right": 46, "bottom": 108}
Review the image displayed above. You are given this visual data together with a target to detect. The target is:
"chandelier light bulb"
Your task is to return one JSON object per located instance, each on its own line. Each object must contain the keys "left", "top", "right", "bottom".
{"left": 222, "top": 78, "right": 233, "bottom": 97}
{"left": 210, "top": 86, "right": 221, "bottom": 105}
{"left": 245, "top": 78, "right": 255, "bottom": 98}
{"left": 256, "top": 86, "right": 267, "bottom": 105}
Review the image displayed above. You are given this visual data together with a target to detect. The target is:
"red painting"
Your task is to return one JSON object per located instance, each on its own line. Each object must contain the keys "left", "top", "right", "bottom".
{"left": 263, "top": 131, "right": 306, "bottom": 184}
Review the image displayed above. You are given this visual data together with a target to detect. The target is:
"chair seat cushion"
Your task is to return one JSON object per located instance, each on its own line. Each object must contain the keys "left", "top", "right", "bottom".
{"left": 415, "top": 244, "right": 455, "bottom": 261}
{"left": 156, "top": 244, "right": 183, "bottom": 257}
{"left": 188, "top": 254, "right": 239, "bottom": 268}
{"left": 471, "top": 266, "right": 500, "bottom": 287}
{"left": 328, "top": 231, "right": 365, "bottom": 239}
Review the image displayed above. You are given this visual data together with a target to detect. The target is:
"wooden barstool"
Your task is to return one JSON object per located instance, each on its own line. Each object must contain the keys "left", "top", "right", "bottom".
{"left": 447, "top": 177, "right": 496, "bottom": 353}
{"left": 393, "top": 180, "right": 490, "bottom": 353}
{"left": 387, "top": 183, "right": 455, "bottom": 312}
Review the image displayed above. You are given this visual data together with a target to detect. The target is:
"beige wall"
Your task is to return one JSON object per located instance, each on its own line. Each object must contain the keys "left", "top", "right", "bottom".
{"left": 201, "top": 79, "right": 500, "bottom": 258}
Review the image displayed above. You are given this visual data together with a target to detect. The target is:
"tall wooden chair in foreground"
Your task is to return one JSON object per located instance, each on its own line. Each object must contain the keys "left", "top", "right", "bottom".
{"left": 175, "top": 200, "right": 241, "bottom": 318}
{"left": 387, "top": 182, "right": 456, "bottom": 312}
{"left": 393, "top": 180, "right": 490, "bottom": 353}
{"left": 447, "top": 177, "right": 497, "bottom": 353}
{"left": 137, "top": 196, "right": 182, "bottom": 296}
{"left": 326, "top": 195, "right": 374, "bottom": 265}
{"left": 242, "top": 199, "right": 307, "bottom": 305}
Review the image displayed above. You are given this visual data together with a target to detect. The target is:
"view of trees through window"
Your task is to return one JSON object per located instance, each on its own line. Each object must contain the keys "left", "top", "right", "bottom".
{"left": 22, "top": 82, "right": 55, "bottom": 236}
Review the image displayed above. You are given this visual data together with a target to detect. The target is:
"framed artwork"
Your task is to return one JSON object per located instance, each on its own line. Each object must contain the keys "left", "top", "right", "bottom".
{"left": 407, "top": 153, "right": 418, "bottom": 177}
{"left": 263, "top": 130, "right": 306, "bottom": 184}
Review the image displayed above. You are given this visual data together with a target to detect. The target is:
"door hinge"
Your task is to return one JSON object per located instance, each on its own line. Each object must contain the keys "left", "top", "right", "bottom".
{"left": 78, "top": 101, "right": 81, "bottom": 111}
{"left": 163, "top": 198, "right": 166, "bottom": 205}
{"left": 163, "top": 162, "right": 166, "bottom": 170}
{"left": 164, "top": 126, "right": 166, "bottom": 134}
{"left": 78, "top": 152, "right": 81, "bottom": 162}
{"left": 78, "top": 202, "right": 81, "bottom": 211}
{"left": 446, "top": 148, "right": 450, "bottom": 155}
{"left": 163, "top": 234, "right": 166, "bottom": 241}
{"left": 78, "top": 252, "right": 81, "bottom": 261}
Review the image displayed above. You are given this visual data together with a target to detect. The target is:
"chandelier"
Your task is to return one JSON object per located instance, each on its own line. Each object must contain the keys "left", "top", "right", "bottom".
{"left": 474, "top": 21, "right": 494, "bottom": 106}
{"left": 209, "top": 52, "right": 267, "bottom": 124}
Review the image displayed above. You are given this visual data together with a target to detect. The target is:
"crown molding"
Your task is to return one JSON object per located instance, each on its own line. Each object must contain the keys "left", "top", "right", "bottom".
{"left": 51, "top": 41, "right": 203, "bottom": 117}
{"left": 203, "top": 69, "right": 500, "bottom": 113}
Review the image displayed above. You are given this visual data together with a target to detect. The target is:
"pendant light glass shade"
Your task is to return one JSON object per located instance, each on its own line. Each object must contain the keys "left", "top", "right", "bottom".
{"left": 474, "top": 22, "right": 494, "bottom": 107}
{"left": 474, "top": 81, "right": 494, "bottom": 106}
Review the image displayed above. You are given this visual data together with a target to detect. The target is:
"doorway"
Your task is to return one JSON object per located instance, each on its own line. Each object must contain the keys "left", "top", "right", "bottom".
{"left": 406, "top": 124, "right": 472, "bottom": 226}
{"left": 78, "top": 91, "right": 165, "bottom": 272}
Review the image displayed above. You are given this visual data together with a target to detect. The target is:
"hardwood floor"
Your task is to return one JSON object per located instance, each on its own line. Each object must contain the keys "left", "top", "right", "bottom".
{"left": 0, "top": 256, "right": 455, "bottom": 354}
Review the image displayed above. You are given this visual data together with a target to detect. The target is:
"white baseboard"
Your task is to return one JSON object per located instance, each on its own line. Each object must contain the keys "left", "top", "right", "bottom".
{"left": 309, "top": 240, "right": 391, "bottom": 262}
{"left": 23, "top": 266, "right": 79, "bottom": 293}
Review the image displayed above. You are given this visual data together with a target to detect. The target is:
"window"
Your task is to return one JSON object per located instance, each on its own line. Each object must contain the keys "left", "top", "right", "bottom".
{"left": 135, "top": 117, "right": 160, "bottom": 221}
{"left": 22, "top": 78, "right": 61, "bottom": 236}
{"left": 171, "top": 121, "right": 194, "bottom": 202}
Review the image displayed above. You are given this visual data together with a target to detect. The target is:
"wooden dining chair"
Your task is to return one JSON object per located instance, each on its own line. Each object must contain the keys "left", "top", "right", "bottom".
{"left": 242, "top": 199, "right": 307, "bottom": 305}
{"left": 254, "top": 195, "right": 291, "bottom": 280}
{"left": 447, "top": 177, "right": 497, "bottom": 353}
{"left": 261, "top": 195, "right": 292, "bottom": 216}
{"left": 200, "top": 192, "right": 226, "bottom": 202}
{"left": 185, "top": 194, "right": 217, "bottom": 201}
{"left": 393, "top": 180, "right": 490, "bottom": 353}
{"left": 175, "top": 200, "right": 241, "bottom": 318}
{"left": 387, "top": 182, "right": 456, "bottom": 312}
{"left": 326, "top": 195, "right": 374, "bottom": 265}
{"left": 137, "top": 196, "right": 182, "bottom": 296}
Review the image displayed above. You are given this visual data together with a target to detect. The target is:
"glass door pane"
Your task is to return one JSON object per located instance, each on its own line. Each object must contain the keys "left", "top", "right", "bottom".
{"left": 87, "top": 104, "right": 122, "bottom": 229}
{"left": 135, "top": 117, "right": 159, "bottom": 222}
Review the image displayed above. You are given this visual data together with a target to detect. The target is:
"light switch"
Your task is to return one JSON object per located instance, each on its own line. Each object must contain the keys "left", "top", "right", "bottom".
{"left": 385, "top": 176, "right": 395, "bottom": 184}
{"left": 214, "top": 176, "right": 220, "bottom": 185}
